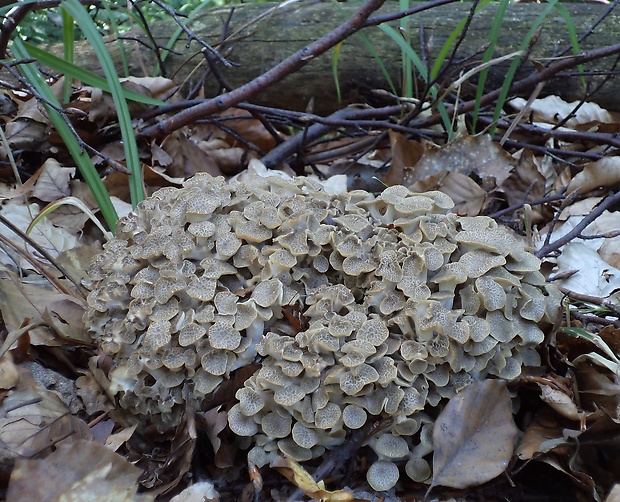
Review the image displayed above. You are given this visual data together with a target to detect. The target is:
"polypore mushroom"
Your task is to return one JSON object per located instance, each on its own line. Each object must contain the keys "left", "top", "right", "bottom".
{"left": 84, "top": 168, "right": 559, "bottom": 490}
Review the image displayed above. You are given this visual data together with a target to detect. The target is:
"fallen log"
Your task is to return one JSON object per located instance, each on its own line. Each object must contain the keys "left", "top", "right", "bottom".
{"left": 38, "top": 1, "right": 620, "bottom": 113}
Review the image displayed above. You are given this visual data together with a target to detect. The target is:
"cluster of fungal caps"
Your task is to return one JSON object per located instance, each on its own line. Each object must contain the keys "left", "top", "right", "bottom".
{"left": 84, "top": 169, "right": 560, "bottom": 491}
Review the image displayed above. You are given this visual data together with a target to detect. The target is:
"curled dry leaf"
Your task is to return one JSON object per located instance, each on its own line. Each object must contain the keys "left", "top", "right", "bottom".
{"left": 508, "top": 95, "right": 620, "bottom": 128}
{"left": 516, "top": 407, "right": 569, "bottom": 460}
{"left": 567, "top": 157, "right": 620, "bottom": 195}
{"left": 6, "top": 439, "right": 150, "bottom": 502}
{"left": 0, "top": 367, "right": 91, "bottom": 458}
{"left": 430, "top": 379, "right": 519, "bottom": 490}
{"left": 537, "top": 381, "right": 584, "bottom": 422}
{"left": 402, "top": 133, "right": 515, "bottom": 187}
{"left": 553, "top": 242, "right": 620, "bottom": 299}
{"left": 270, "top": 456, "right": 354, "bottom": 501}
{"left": 169, "top": 481, "right": 220, "bottom": 502}
{"left": 0, "top": 353, "right": 18, "bottom": 389}
{"left": 411, "top": 171, "right": 487, "bottom": 216}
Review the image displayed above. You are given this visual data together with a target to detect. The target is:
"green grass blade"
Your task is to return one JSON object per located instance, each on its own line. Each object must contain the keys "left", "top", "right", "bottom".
{"left": 11, "top": 37, "right": 119, "bottom": 231}
{"left": 22, "top": 42, "right": 167, "bottom": 106}
{"left": 399, "top": 0, "right": 412, "bottom": 99}
{"left": 332, "top": 1, "right": 398, "bottom": 107}
{"left": 331, "top": 41, "right": 343, "bottom": 103}
{"left": 490, "top": 0, "right": 559, "bottom": 135}
{"left": 472, "top": 0, "right": 510, "bottom": 129}
{"left": 379, "top": 23, "right": 428, "bottom": 81}
{"left": 359, "top": 30, "right": 399, "bottom": 97}
{"left": 553, "top": 2, "right": 585, "bottom": 88}
{"left": 101, "top": 0, "right": 130, "bottom": 77}
{"left": 60, "top": 6, "right": 74, "bottom": 104}
{"left": 61, "top": 0, "right": 145, "bottom": 207}
{"left": 379, "top": 23, "right": 452, "bottom": 134}
{"left": 430, "top": 0, "right": 492, "bottom": 82}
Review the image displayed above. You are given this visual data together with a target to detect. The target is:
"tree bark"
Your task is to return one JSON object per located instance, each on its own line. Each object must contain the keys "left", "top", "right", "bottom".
{"left": 45, "top": 1, "right": 620, "bottom": 113}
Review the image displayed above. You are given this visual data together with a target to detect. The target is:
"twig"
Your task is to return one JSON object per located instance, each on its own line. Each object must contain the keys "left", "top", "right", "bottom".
{"left": 571, "top": 311, "right": 620, "bottom": 328}
{"left": 535, "top": 190, "right": 620, "bottom": 258}
{"left": 202, "top": 47, "right": 282, "bottom": 149}
{"left": 411, "top": 42, "right": 620, "bottom": 130}
{"left": 0, "top": 231, "right": 79, "bottom": 299}
{"left": 497, "top": 138, "right": 604, "bottom": 162}
{"left": 559, "top": 286, "right": 620, "bottom": 318}
{"left": 285, "top": 417, "right": 393, "bottom": 502}
{"left": 126, "top": 0, "right": 168, "bottom": 78}
{"left": 364, "top": 0, "right": 458, "bottom": 26}
{"left": 261, "top": 105, "right": 403, "bottom": 169}
{"left": 487, "top": 190, "right": 567, "bottom": 219}
{"left": 148, "top": 0, "right": 233, "bottom": 68}
{"left": 139, "top": 0, "right": 387, "bottom": 139}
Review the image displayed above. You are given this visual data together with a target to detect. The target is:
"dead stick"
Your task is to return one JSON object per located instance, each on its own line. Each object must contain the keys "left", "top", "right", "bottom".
{"left": 139, "top": 0, "right": 386, "bottom": 139}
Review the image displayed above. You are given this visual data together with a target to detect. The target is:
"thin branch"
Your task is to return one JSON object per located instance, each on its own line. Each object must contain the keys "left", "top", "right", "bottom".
{"left": 411, "top": 42, "right": 620, "bottom": 130}
{"left": 139, "top": 0, "right": 387, "bottom": 139}
{"left": 364, "top": 0, "right": 458, "bottom": 26}
{"left": 536, "top": 190, "right": 620, "bottom": 258}
{"left": 261, "top": 105, "right": 403, "bottom": 169}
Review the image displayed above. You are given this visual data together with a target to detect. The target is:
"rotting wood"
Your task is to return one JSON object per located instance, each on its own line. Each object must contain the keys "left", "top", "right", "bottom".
{"left": 33, "top": 2, "right": 620, "bottom": 113}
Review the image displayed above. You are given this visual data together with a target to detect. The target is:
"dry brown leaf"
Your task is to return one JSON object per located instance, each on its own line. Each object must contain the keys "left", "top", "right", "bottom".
{"left": 502, "top": 149, "right": 550, "bottom": 223}
{"left": 161, "top": 131, "right": 222, "bottom": 178}
{"left": 383, "top": 130, "right": 425, "bottom": 186}
{"left": 0, "top": 81, "right": 66, "bottom": 156}
{"left": 199, "top": 407, "right": 234, "bottom": 469}
{"left": 0, "top": 353, "right": 18, "bottom": 389}
{"left": 29, "top": 159, "right": 75, "bottom": 202}
{"left": 508, "top": 95, "right": 620, "bottom": 127}
{"left": 122, "top": 76, "right": 177, "bottom": 100}
{"left": 430, "top": 379, "right": 519, "bottom": 490}
{"left": 516, "top": 408, "right": 568, "bottom": 460}
{"left": 0, "top": 200, "right": 80, "bottom": 269}
{"left": 537, "top": 382, "right": 584, "bottom": 422}
{"left": 217, "top": 107, "right": 278, "bottom": 153}
{"left": 56, "top": 244, "right": 102, "bottom": 285}
{"left": 0, "top": 367, "right": 91, "bottom": 457}
{"left": 39, "top": 179, "right": 102, "bottom": 231}
{"left": 0, "top": 270, "right": 83, "bottom": 345}
{"left": 567, "top": 157, "right": 620, "bottom": 195}
{"left": 41, "top": 295, "right": 90, "bottom": 344}
{"left": 104, "top": 424, "right": 137, "bottom": 452}
{"left": 6, "top": 439, "right": 150, "bottom": 502}
{"left": 403, "top": 134, "right": 514, "bottom": 187}
{"left": 75, "top": 371, "right": 115, "bottom": 416}
{"left": 576, "top": 364, "right": 620, "bottom": 419}
{"left": 2, "top": 117, "right": 48, "bottom": 153}
{"left": 411, "top": 171, "right": 487, "bottom": 216}
{"left": 169, "top": 481, "right": 220, "bottom": 502}
{"left": 270, "top": 456, "right": 354, "bottom": 501}
{"left": 143, "top": 408, "right": 197, "bottom": 496}
{"left": 553, "top": 242, "right": 620, "bottom": 299}
{"left": 200, "top": 145, "right": 248, "bottom": 175}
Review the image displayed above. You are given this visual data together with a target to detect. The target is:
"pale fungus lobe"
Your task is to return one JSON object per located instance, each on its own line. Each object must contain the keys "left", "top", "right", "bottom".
{"left": 84, "top": 170, "right": 560, "bottom": 489}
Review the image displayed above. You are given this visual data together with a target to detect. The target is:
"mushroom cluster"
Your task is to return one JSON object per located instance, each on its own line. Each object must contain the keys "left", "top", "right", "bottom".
{"left": 84, "top": 170, "right": 559, "bottom": 490}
